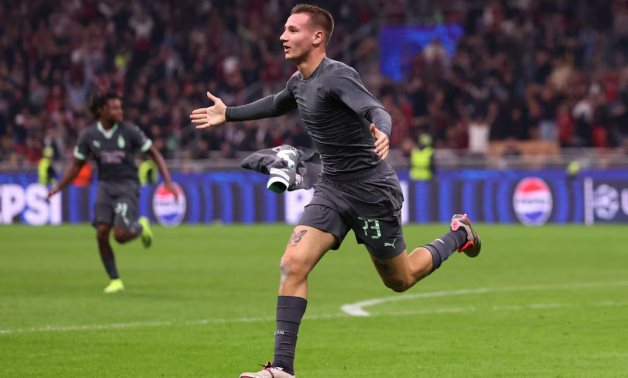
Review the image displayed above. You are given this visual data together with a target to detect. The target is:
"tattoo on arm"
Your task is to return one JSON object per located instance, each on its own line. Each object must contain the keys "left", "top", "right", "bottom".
{"left": 289, "top": 230, "right": 308, "bottom": 246}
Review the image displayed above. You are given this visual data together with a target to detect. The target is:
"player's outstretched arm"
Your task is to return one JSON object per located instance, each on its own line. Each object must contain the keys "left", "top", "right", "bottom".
{"left": 147, "top": 145, "right": 178, "bottom": 202}
{"left": 192, "top": 83, "right": 297, "bottom": 126}
{"left": 190, "top": 91, "right": 227, "bottom": 129}
{"left": 47, "top": 158, "right": 85, "bottom": 201}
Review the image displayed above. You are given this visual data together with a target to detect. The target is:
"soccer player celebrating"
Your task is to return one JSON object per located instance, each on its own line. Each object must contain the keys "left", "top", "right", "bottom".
{"left": 48, "top": 92, "right": 177, "bottom": 294}
{"left": 190, "top": 4, "right": 481, "bottom": 377}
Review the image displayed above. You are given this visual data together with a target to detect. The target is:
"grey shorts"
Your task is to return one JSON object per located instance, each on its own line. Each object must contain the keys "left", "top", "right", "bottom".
{"left": 93, "top": 180, "right": 140, "bottom": 229}
{"left": 298, "top": 166, "right": 406, "bottom": 259}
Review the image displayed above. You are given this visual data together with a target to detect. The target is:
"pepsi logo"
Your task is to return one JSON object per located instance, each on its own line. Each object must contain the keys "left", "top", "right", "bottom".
{"left": 152, "top": 182, "right": 186, "bottom": 226}
{"left": 513, "top": 177, "right": 553, "bottom": 226}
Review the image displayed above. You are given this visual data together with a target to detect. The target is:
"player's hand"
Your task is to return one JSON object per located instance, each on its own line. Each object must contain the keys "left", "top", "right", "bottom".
{"left": 190, "top": 91, "right": 227, "bottom": 129}
{"left": 370, "top": 124, "right": 389, "bottom": 160}
{"left": 46, "top": 187, "right": 59, "bottom": 203}
{"left": 164, "top": 181, "right": 179, "bottom": 202}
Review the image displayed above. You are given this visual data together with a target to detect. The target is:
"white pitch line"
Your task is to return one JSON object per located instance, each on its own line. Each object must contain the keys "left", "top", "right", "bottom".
{"left": 2, "top": 300, "right": 625, "bottom": 336}
{"left": 0, "top": 316, "right": 274, "bottom": 336}
{"left": 340, "top": 280, "right": 628, "bottom": 317}
{"left": 384, "top": 300, "right": 628, "bottom": 317}
{"left": 0, "top": 314, "right": 350, "bottom": 336}
{"left": 1, "top": 282, "right": 627, "bottom": 336}
{"left": 0, "top": 320, "right": 174, "bottom": 335}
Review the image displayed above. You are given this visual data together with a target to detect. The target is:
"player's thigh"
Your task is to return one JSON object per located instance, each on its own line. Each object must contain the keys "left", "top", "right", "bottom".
{"left": 112, "top": 187, "right": 140, "bottom": 229}
{"left": 369, "top": 250, "right": 413, "bottom": 282}
{"left": 355, "top": 215, "right": 406, "bottom": 259}
{"left": 370, "top": 247, "right": 433, "bottom": 290}
{"left": 281, "top": 225, "right": 337, "bottom": 276}
{"left": 93, "top": 185, "right": 114, "bottom": 227}
{"left": 95, "top": 223, "right": 111, "bottom": 240}
{"left": 298, "top": 189, "right": 351, "bottom": 251}
{"left": 346, "top": 171, "right": 406, "bottom": 258}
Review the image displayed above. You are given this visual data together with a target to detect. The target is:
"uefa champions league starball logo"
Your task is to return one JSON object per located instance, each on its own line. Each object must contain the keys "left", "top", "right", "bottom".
{"left": 592, "top": 184, "right": 619, "bottom": 220}
{"left": 152, "top": 182, "right": 186, "bottom": 226}
{"left": 513, "top": 177, "right": 553, "bottom": 226}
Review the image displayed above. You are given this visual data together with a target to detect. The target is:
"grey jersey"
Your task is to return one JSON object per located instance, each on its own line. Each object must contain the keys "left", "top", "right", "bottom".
{"left": 227, "top": 57, "right": 392, "bottom": 180}
{"left": 240, "top": 145, "right": 321, "bottom": 191}
{"left": 74, "top": 121, "right": 152, "bottom": 182}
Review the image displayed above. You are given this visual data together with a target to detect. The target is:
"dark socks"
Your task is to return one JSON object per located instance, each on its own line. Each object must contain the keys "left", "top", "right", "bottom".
{"left": 101, "top": 257, "right": 119, "bottom": 279}
{"left": 273, "top": 296, "right": 307, "bottom": 375}
{"left": 133, "top": 221, "right": 143, "bottom": 237}
{"left": 97, "top": 237, "right": 119, "bottom": 279}
{"left": 424, "top": 229, "right": 467, "bottom": 271}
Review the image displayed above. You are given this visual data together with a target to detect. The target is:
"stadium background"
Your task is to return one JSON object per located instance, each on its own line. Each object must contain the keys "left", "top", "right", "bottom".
{"left": 1, "top": 1, "right": 628, "bottom": 377}
{"left": 1, "top": 0, "right": 628, "bottom": 225}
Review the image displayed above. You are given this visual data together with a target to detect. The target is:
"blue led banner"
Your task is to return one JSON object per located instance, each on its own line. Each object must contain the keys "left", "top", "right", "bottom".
{"left": 379, "top": 24, "right": 463, "bottom": 81}
{"left": 583, "top": 177, "right": 628, "bottom": 224}
{"left": 2, "top": 169, "right": 628, "bottom": 225}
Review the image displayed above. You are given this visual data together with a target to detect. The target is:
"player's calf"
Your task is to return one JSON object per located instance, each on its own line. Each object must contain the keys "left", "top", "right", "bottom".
{"left": 113, "top": 227, "right": 139, "bottom": 244}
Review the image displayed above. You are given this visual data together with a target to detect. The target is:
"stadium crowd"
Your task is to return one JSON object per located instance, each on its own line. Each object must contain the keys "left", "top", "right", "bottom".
{"left": 1, "top": 0, "right": 628, "bottom": 169}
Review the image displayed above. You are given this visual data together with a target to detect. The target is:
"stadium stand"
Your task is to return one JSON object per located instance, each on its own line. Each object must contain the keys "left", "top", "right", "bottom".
{"left": 1, "top": 0, "right": 627, "bottom": 170}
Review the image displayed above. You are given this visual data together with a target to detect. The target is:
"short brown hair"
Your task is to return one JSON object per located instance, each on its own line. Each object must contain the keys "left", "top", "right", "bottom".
{"left": 291, "top": 4, "right": 334, "bottom": 46}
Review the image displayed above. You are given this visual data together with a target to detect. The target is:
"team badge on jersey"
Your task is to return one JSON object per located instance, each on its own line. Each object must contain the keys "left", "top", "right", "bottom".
{"left": 93, "top": 140, "right": 100, "bottom": 148}
{"left": 117, "top": 135, "right": 125, "bottom": 149}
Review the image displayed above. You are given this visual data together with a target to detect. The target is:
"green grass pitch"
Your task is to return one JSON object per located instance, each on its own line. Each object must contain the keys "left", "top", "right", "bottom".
{"left": 1, "top": 224, "right": 627, "bottom": 377}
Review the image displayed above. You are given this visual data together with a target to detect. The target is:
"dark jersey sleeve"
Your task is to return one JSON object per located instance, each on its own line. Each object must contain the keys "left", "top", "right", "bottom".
{"left": 128, "top": 124, "right": 153, "bottom": 152}
{"left": 226, "top": 80, "right": 297, "bottom": 121}
{"left": 73, "top": 129, "right": 91, "bottom": 161}
{"left": 326, "top": 67, "right": 392, "bottom": 137}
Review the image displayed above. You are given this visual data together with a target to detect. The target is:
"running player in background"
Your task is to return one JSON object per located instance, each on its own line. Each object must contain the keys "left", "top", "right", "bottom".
{"left": 48, "top": 92, "right": 177, "bottom": 294}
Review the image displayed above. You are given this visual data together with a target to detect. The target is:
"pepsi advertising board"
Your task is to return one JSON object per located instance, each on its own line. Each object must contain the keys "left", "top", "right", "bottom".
{"left": 512, "top": 178, "right": 553, "bottom": 226}
{"left": 400, "top": 170, "right": 578, "bottom": 225}
{"left": 2, "top": 169, "right": 628, "bottom": 225}
{"left": 152, "top": 182, "right": 187, "bottom": 226}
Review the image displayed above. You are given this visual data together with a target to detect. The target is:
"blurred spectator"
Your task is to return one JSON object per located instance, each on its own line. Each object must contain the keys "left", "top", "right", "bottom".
{"left": 37, "top": 146, "right": 57, "bottom": 186}
{"left": 2, "top": 0, "right": 628, "bottom": 170}
{"left": 468, "top": 112, "right": 490, "bottom": 154}
{"left": 409, "top": 133, "right": 435, "bottom": 181}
